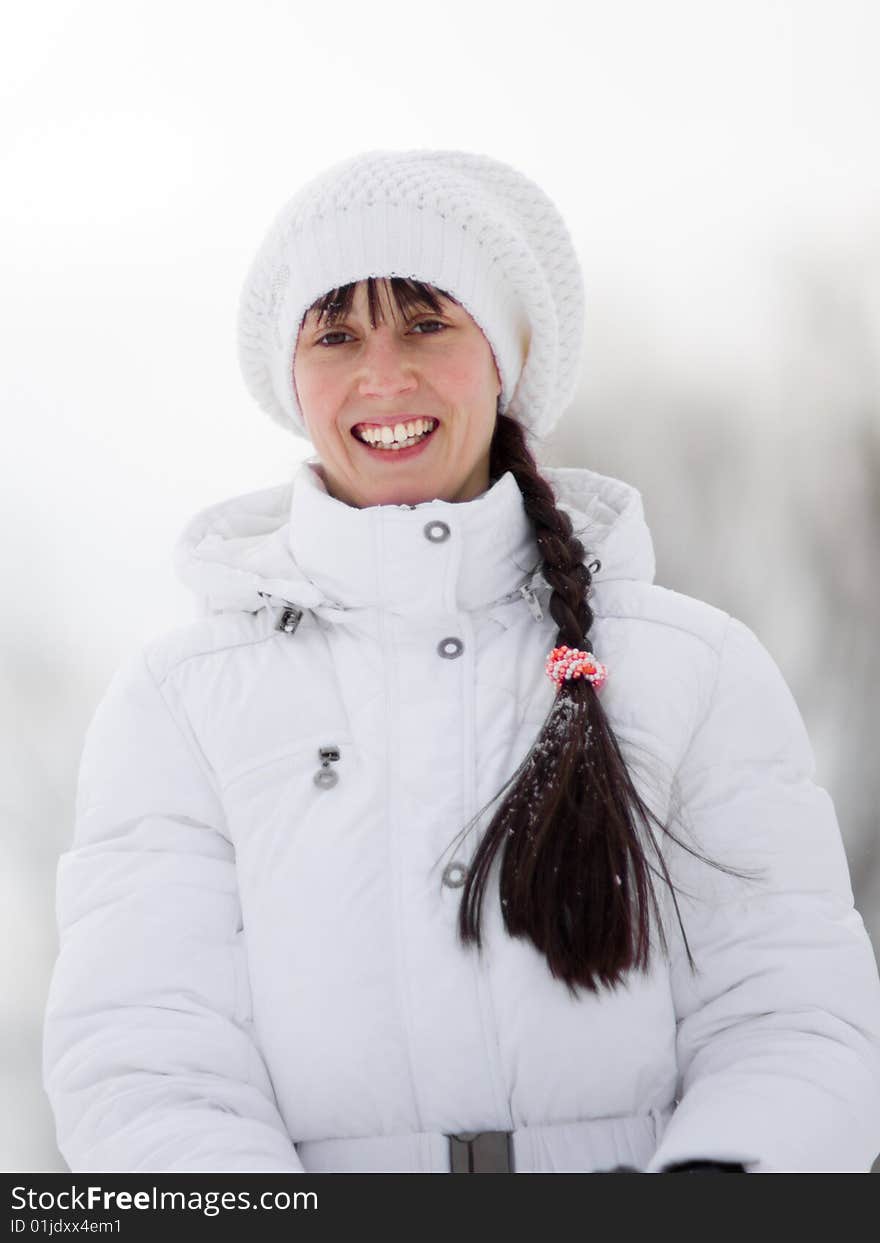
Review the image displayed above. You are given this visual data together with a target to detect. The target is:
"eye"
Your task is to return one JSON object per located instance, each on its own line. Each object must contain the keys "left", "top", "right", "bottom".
{"left": 316, "top": 330, "right": 353, "bottom": 347}
{"left": 410, "top": 319, "right": 447, "bottom": 335}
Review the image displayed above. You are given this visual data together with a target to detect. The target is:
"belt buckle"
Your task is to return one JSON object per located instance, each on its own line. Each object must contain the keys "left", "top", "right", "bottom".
{"left": 448, "top": 1130, "right": 514, "bottom": 1173}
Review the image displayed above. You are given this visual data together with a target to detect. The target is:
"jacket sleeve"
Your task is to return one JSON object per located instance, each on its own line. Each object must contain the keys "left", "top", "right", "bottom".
{"left": 646, "top": 616, "right": 880, "bottom": 1173}
{"left": 42, "top": 645, "right": 305, "bottom": 1173}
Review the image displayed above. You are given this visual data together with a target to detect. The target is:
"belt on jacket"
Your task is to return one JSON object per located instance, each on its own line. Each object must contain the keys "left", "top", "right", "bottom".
{"left": 448, "top": 1131, "right": 514, "bottom": 1173}
{"left": 294, "top": 1110, "right": 672, "bottom": 1174}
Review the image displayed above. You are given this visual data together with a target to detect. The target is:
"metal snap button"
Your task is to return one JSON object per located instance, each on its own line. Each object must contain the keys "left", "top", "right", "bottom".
{"left": 438, "top": 636, "right": 464, "bottom": 659}
{"left": 424, "top": 520, "right": 450, "bottom": 543}
{"left": 276, "top": 606, "right": 303, "bottom": 635}
{"left": 442, "top": 861, "right": 467, "bottom": 888}
{"left": 313, "top": 769, "right": 338, "bottom": 789}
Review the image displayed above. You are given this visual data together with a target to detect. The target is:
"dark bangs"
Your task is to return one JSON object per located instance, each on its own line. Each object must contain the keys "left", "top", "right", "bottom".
{"left": 302, "top": 276, "right": 456, "bottom": 329}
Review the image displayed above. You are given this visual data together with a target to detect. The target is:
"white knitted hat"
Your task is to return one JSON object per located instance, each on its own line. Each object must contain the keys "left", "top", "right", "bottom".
{"left": 237, "top": 149, "right": 585, "bottom": 440}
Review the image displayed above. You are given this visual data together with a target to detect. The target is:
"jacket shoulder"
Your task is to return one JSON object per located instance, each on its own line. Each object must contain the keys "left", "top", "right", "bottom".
{"left": 589, "top": 581, "right": 739, "bottom": 783}
{"left": 141, "top": 608, "right": 283, "bottom": 685}
{"left": 594, "top": 579, "right": 730, "bottom": 654}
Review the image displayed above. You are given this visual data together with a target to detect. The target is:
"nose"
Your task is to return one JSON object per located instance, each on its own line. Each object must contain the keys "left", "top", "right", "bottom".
{"left": 356, "top": 327, "right": 418, "bottom": 399}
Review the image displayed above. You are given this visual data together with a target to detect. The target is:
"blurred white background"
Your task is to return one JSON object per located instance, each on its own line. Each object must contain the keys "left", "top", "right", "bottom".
{"left": 2, "top": 0, "right": 878, "bottom": 1171}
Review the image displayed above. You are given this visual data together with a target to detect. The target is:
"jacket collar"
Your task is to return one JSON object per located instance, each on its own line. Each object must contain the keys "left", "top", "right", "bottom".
{"left": 174, "top": 456, "right": 656, "bottom": 618}
{"left": 287, "top": 459, "right": 539, "bottom": 614}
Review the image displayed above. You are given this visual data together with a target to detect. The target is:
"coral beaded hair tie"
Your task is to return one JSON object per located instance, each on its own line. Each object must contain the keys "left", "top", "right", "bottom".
{"left": 545, "top": 645, "right": 608, "bottom": 691}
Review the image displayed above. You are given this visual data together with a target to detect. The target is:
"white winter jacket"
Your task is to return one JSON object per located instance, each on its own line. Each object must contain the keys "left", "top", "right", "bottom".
{"left": 43, "top": 459, "right": 880, "bottom": 1173}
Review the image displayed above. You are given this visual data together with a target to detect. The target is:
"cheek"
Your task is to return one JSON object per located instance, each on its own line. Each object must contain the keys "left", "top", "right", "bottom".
{"left": 292, "top": 353, "right": 313, "bottom": 398}
{"left": 440, "top": 346, "right": 496, "bottom": 399}
{"left": 293, "top": 360, "right": 336, "bottom": 426}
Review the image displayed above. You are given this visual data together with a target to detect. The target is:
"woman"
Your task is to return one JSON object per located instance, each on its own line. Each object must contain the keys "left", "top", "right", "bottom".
{"left": 43, "top": 149, "right": 880, "bottom": 1173}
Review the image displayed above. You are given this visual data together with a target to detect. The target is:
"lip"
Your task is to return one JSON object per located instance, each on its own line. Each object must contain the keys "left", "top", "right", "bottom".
{"left": 351, "top": 421, "right": 438, "bottom": 461}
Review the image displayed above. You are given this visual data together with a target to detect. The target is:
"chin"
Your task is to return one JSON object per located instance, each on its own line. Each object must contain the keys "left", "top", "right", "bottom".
{"left": 369, "top": 486, "right": 439, "bottom": 508}
{"left": 347, "top": 470, "right": 440, "bottom": 509}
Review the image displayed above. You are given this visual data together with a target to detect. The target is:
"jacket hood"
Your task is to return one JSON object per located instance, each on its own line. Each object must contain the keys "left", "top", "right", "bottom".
{"left": 173, "top": 457, "right": 656, "bottom": 618}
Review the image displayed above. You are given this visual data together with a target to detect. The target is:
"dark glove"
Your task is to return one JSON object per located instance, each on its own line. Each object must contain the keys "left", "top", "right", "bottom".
{"left": 663, "top": 1160, "right": 746, "bottom": 1173}
{"left": 603, "top": 1160, "right": 746, "bottom": 1173}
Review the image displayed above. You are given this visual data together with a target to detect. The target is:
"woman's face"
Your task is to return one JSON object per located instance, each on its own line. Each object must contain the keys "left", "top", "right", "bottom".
{"left": 292, "top": 279, "right": 502, "bottom": 508}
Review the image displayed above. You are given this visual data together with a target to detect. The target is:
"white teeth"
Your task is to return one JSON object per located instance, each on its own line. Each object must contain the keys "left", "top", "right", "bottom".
{"left": 354, "top": 418, "right": 436, "bottom": 447}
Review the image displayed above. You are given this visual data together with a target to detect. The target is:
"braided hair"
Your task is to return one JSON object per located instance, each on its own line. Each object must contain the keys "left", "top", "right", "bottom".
{"left": 449, "top": 412, "right": 685, "bottom": 996}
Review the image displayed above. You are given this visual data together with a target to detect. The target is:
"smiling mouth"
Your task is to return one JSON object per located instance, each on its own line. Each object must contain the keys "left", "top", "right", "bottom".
{"left": 351, "top": 417, "right": 439, "bottom": 451}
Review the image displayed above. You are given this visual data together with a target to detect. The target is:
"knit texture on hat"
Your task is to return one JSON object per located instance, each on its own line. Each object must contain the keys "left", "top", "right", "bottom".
{"left": 237, "top": 149, "right": 585, "bottom": 440}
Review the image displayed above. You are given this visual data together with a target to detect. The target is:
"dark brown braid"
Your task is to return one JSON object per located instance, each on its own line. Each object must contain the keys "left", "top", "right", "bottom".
{"left": 457, "top": 413, "right": 693, "bottom": 997}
